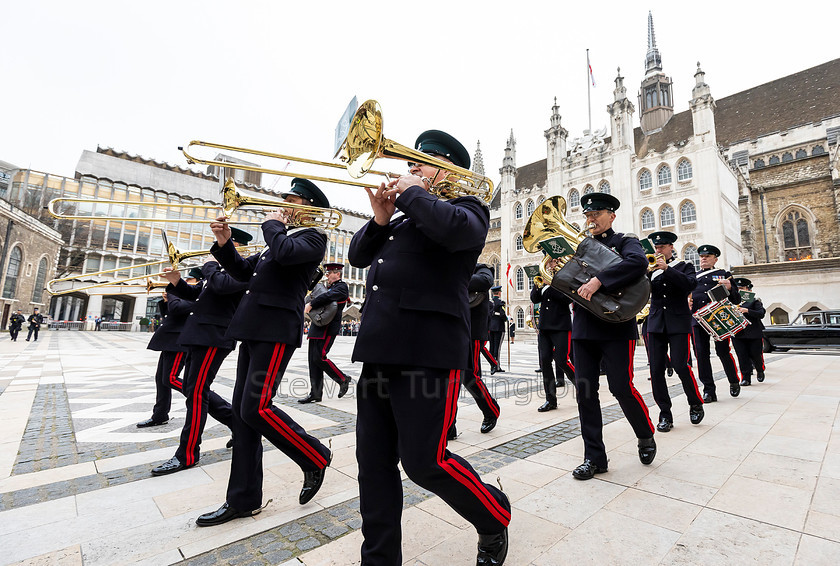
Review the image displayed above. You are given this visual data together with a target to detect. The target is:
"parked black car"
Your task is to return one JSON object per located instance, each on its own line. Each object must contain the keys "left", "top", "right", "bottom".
{"left": 762, "top": 310, "right": 840, "bottom": 352}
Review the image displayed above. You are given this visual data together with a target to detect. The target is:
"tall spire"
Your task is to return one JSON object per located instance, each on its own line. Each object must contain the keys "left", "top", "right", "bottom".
{"left": 644, "top": 11, "right": 662, "bottom": 75}
{"left": 472, "top": 140, "right": 485, "bottom": 176}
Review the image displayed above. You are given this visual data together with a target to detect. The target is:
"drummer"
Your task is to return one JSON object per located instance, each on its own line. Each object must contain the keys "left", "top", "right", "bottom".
{"left": 689, "top": 244, "right": 742, "bottom": 402}
{"left": 731, "top": 277, "right": 766, "bottom": 386}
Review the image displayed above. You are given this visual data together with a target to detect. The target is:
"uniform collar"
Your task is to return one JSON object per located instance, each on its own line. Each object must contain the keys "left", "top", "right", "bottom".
{"left": 595, "top": 228, "right": 615, "bottom": 241}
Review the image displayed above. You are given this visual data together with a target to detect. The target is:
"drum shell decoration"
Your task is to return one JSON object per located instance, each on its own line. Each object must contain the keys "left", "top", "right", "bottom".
{"left": 693, "top": 300, "right": 750, "bottom": 341}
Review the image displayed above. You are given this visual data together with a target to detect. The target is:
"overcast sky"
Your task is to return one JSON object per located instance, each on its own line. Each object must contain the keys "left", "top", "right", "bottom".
{"left": 2, "top": 1, "right": 837, "bottom": 212}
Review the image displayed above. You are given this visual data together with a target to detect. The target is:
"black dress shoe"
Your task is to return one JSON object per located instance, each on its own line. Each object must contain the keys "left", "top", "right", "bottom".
{"left": 136, "top": 418, "right": 168, "bottom": 428}
{"left": 480, "top": 416, "right": 497, "bottom": 434}
{"left": 495, "top": 366, "right": 505, "bottom": 373}
{"left": 756, "top": 370, "right": 765, "bottom": 383}
{"left": 537, "top": 401, "right": 557, "bottom": 412}
{"left": 490, "top": 366, "right": 497, "bottom": 375}
{"left": 572, "top": 459, "right": 608, "bottom": 480}
{"left": 667, "top": 367, "right": 674, "bottom": 377}
{"left": 656, "top": 417, "right": 673, "bottom": 432}
{"left": 338, "top": 378, "right": 350, "bottom": 398}
{"left": 151, "top": 456, "right": 191, "bottom": 476}
{"left": 297, "top": 395, "right": 321, "bottom": 404}
{"left": 703, "top": 391, "right": 717, "bottom": 403}
{"left": 195, "top": 502, "right": 259, "bottom": 527}
{"left": 730, "top": 382, "right": 741, "bottom": 397}
{"left": 226, "top": 437, "right": 234, "bottom": 449}
{"left": 741, "top": 378, "right": 751, "bottom": 386}
{"left": 556, "top": 379, "right": 565, "bottom": 388}
{"left": 476, "top": 528, "right": 508, "bottom": 565}
{"left": 447, "top": 425, "right": 458, "bottom": 441}
{"left": 638, "top": 437, "right": 657, "bottom": 465}
{"left": 689, "top": 404, "right": 704, "bottom": 425}
{"left": 299, "top": 453, "right": 332, "bottom": 505}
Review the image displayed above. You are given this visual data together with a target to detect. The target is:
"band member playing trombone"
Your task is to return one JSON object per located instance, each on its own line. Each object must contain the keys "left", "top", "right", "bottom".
{"left": 571, "top": 193, "right": 656, "bottom": 480}
{"left": 645, "top": 231, "right": 703, "bottom": 432}
{"left": 690, "top": 244, "right": 742, "bottom": 402}
{"left": 196, "top": 178, "right": 333, "bottom": 527}
{"left": 349, "top": 131, "right": 510, "bottom": 565}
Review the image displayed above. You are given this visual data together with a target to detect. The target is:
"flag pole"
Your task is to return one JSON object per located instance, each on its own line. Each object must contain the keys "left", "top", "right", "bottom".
{"left": 506, "top": 265, "right": 511, "bottom": 371}
{"left": 586, "top": 48, "right": 592, "bottom": 132}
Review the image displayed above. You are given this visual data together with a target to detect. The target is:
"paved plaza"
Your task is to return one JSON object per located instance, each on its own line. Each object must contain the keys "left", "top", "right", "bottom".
{"left": 1, "top": 331, "right": 839, "bottom": 565}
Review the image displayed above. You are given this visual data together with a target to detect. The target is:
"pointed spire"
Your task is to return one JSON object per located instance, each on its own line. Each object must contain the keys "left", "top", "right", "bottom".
{"left": 644, "top": 11, "right": 662, "bottom": 75}
{"left": 472, "top": 140, "right": 485, "bottom": 176}
{"left": 550, "top": 97, "right": 562, "bottom": 128}
{"left": 613, "top": 67, "right": 626, "bottom": 101}
{"left": 501, "top": 130, "right": 516, "bottom": 174}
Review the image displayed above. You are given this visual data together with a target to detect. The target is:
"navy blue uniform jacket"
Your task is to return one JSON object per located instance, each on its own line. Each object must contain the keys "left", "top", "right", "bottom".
{"left": 308, "top": 279, "right": 349, "bottom": 339}
{"left": 469, "top": 264, "right": 493, "bottom": 341}
{"left": 530, "top": 284, "right": 572, "bottom": 332}
{"left": 349, "top": 186, "right": 489, "bottom": 370}
{"left": 167, "top": 261, "right": 248, "bottom": 350}
{"left": 212, "top": 221, "right": 327, "bottom": 347}
{"left": 690, "top": 267, "right": 741, "bottom": 327}
{"left": 147, "top": 295, "right": 193, "bottom": 352}
{"left": 735, "top": 299, "right": 765, "bottom": 339}
{"left": 647, "top": 258, "right": 697, "bottom": 334}
{"left": 489, "top": 297, "right": 507, "bottom": 332}
{"left": 571, "top": 229, "right": 648, "bottom": 341}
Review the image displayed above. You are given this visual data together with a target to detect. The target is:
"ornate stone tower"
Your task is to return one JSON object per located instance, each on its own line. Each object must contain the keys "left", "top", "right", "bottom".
{"left": 638, "top": 12, "right": 674, "bottom": 134}
{"left": 544, "top": 98, "right": 568, "bottom": 194}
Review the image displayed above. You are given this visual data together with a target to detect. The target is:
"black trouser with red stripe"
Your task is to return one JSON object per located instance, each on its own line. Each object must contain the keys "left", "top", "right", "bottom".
{"left": 691, "top": 327, "right": 740, "bottom": 394}
{"left": 488, "top": 331, "right": 504, "bottom": 368}
{"left": 538, "top": 330, "right": 575, "bottom": 406}
{"left": 648, "top": 332, "right": 703, "bottom": 422}
{"left": 307, "top": 335, "right": 349, "bottom": 399}
{"left": 479, "top": 341, "right": 497, "bottom": 368}
{"left": 449, "top": 341, "right": 501, "bottom": 435}
{"left": 732, "top": 337, "right": 765, "bottom": 382}
{"left": 174, "top": 346, "right": 234, "bottom": 467}
{"left": 573, "top": 339, "right": 654, "bottom": 469}
{"left": 151, "top": 350, "right": 187, "bottom": 423}
{"left": 226, "top": 340, "right": 331, "bottom": 512}
{"left": 357, "top": 364, "right": 510, "bottom": 565}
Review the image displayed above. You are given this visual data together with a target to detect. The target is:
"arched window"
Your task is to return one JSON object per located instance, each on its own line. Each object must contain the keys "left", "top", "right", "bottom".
{"left": 537, "top": 195, "right": 546, "bottom": 204}
{"left": 769, "top": 155, "right": 780, "bottom": 165}
{"left": 583, "top": 185, "right": 594, "bottom": 195}
{"left": 754, "top": 159, "right": 765, "bottom": 169}
{"left": 680, "top": 201, "right": 697, "bottom": 224}
{"left": 813, "top": 145, "right": 826, "bottom": 155}
{"left": 515, "top": 234, "right": 524, "bottom": 251}
{"left": 683, "top": 245, "right": 700, "bottom": 270}
{"left": 2, "top": 246, "right": 22, "bottom": 299}
{"left": 516, "top": 307, "right": 525, "bottom": 329}
{"left": 514, "top": 202, "right": 523, "bottom": 220}
{"left": 782, "top": 152, "right": 793, "bottom": 163}
{"left": 31, "top": 257, "right": 48, "bottom": 304}
{"left": 781, "top": 209, "right": 813, "bottom": 260}
{"left": 660, "top": 205, "right": 675, "bottom": 227}
{"left": 569, "top": 189, "right": 580, "bottom": 208}
{"left": 515, "top": 267, "right": 525, "bottom": 291}
{"left": 658, "top": 164, "right": 672, "bottom": 187}
{"left": 795, "top": 149, "right": 807, "bottom": 159}
{"left": 492, "top": 258, "right": 501, "bottom": 287}
{"left": 677, "top": 159, "right": 693, "bottom": 181}
{"left": 639, "top": 170, "right": 652, "bottom": 191}
{"left": 770, "top": 308, "right": 789, "bottom": 325}
{"left": 526, "top": 199, "right": 535, "bottom": 217}
{"left": 641, "top": 209, "right": 655, "bottom": 231}
{"left": 599, "top": 180, "right": 611, "bottom": 194}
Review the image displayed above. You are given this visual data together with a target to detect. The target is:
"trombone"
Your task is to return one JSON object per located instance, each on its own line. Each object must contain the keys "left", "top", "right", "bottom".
{"left": 181, "top": 99, "right": 494, "bottom": 203}
{"left": 85, "top": 279, "right": 170, "bottom": 296}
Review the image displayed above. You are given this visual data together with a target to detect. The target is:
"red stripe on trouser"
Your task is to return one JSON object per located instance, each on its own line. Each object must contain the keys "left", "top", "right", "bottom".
{"left": 684, "top": 335, "right": 703, "bottom": 402}
{"left": 259, "top": 343, "right": 328, "bottom": 468}
{"left": 169, "top": 352, "right": 184, "bottom": 391}
{"left": 566, "top": 333, "right": 575, "bottom": 372}
{"left": 625, "top": 340, "right": 654, "bottom": 433}
{"left": 321, "top": 336, "right": 345, "bottom": 382}
{"left": 186, "top": 347, "right": 216, "bottom": 466}
{"left": 473, "top": 342, "right": 499, "bottom": 417}
{"left": 724, "top": 339, "right": 740, "bottom": 380}
{"left": 481, "top": 343, "right": 498, "bottom": 367}
{"left": 438, "top": 370, "right": 510, "bottom": 525}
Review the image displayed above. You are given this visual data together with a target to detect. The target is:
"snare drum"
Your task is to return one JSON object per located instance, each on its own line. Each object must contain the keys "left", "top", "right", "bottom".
{"left": 693, "top": 300, "right": 750, "bottom": 341}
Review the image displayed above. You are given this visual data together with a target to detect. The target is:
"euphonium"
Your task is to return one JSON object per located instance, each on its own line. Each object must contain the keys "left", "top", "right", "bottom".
{"left": 522, "top": 196, "right": 586, "bottom": 284}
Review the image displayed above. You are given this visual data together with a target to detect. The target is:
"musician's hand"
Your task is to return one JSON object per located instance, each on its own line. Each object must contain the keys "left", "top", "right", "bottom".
{"left": 304, "top": 303, "right": 312, "bottom": 314}
{"left": 266, "top": 208, "right": 292, "bottom": 225}
{"left": 655, "top": 256, "right": 667, "bottom": 270}
{"left": 577, "top": 277, "right": 602, "bottom": 301}
{"left": 738, "top": 307, "right": 749, "bottom": 314}
{"left": 720, "top": 278, "right": 732, "bottom": 290}
{"left": 161, "top": 292, "right": 168, "bottom": 303}
{"left": 160, "top": 267, "right": 181, "bottom": 285}
{"left": 365, "top": 182, "right": 397, "bottom": 226}
{"left": 211, "top": 215, "right": 231, "bottom": 246}
{"left": 688, "top": 297, "right": 694, "bottom": 309}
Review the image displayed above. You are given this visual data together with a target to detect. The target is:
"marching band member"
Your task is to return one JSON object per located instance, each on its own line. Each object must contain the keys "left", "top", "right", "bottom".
{"left": 349, "top": 130, "right": 510, "bottom": 565}
{"left": 732, "top": 277, "right": 766, "bottom": 386}
{"left": 571, "top": 192, "right": 656, "bottom": 480}
{"left": 690, "top": 244, "right": 742, "bottom": 402}
{"left": 488, "top": 286, "right": 507, "bottom": 374}
{"left": 196, "top": 178, "right": 332, "bottom": 527}
{"left": 301, "top": 262, "right": 351, "bottom": 403}
{"left": 645, "top": 231, "right": 703, "bottom": 432}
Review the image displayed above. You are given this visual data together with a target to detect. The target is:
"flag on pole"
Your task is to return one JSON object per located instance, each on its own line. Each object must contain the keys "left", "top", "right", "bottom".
{"left": 588, "top": 56, "right": 596, "bottom": 87}
{"left": 506, "top": 263, "right": 513, "bottom": 288}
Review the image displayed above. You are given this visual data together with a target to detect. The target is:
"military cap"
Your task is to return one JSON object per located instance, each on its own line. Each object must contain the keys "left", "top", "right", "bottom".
{"left": 648, "top": 231, "right": 677, "bottom": 245}
{"left": 187, "top": 267, "right": 204, "bottom": 280}
{"left": 697, "top": 244, "right": 721, "bottom": 257}
{"left": 229, "top": 226, "right": 253, "bottom": 245}
{"left": 491, "top": 285, "right": 502, "bottom": 292}
{"left": 580, "top": 192, "right": 620, "bottom": 212}
{"left": 414, "top": 130, "right": 470, "bottom": 169}
{"left": 281, "top": 177, "right": 330, "bottom": 209}
{"left": 733, "top": 277, "right": 753, "bottom": 289}
{"left": 324, "top": 262, "right": 344, "bottom": 272}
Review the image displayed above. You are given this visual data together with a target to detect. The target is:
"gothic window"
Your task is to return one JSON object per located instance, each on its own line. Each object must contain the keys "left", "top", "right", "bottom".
{"left": 683, "top": 245, "right": 700, "bottom": 270}
{"left": 526, "top": 199, "right": 535, "bottom": 217}
{"left": 680, "top": 201, "right": 697, "bottom": 224}
{"left": 598, "top": 180, "right": 611, "bottom": 194}
{"left": 641, "top": 209, "right": 655, "bottom": 231}
{"left": 660, "top": 205, "right": 675, "bottom": 227}
{"left": 516, "top": 307, "right": 525, "bottom": 328}
{"left": 515, "top": 234, "right": 524, "bottom": 251}
{"left": 31, "top": 257, "right": 48, "bottom": 304}
{"left": 2, "top": 246, "right": 22, "bottom": 299}
{"left": 583, "top": 185, "right": 594, "bottom": 195}
{"left": 781, "top": 209, "right": 813, "bottom": 261}
{"left": 514, "top": 202, "right": 523, "bottom": 220}
{"left": 639, "top": 170, "right": 652, "bottom": 191}
{"left": 515, "top": 267, "right": 525, "bottom": 291}
{"left": 754, "top": 159, "right": 765, "bottom": 168}
{"left": 658, "top": 165, "right": 672, "bottom": 187}
{"left": 769, "top": 155, "right": 780, "bottom": 165}
{"left": 661, "top": 86, "right": 670, "bottom": 107}
{"left": 537, "top": 195, "right": 546, "bottom": 204}
{"left": 795, "top": 149, "right": 807, "bottom": 159}
{"left": 645, "top": 86, "right": 658, "bottom": 108}
{"left": 782, "top": 152, "right": 793, "bottom": 162}
{"left": 492, "top": 258, "right": 501, "bottom": 287}
{"left": 569, "top": 189, "right": 580, "bottom": 208}
{"left": 770, "top": 308, "right": 789, "bottom": 325}
{"left": 812, "top": 145, "right": 826, "bottom": 155}
{"left": 677, "top": 159, "right": 693, "bottom": 181}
